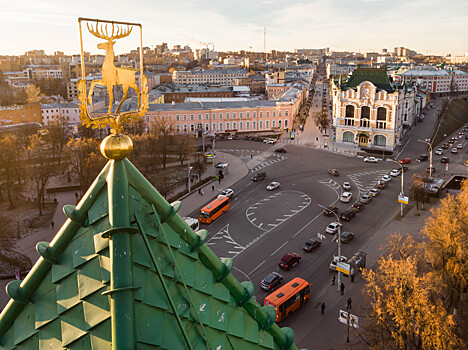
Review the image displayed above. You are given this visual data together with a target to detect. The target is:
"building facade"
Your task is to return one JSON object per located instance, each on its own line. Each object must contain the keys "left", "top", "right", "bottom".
{"left": 0, "top": 104, "right": 42, "bottom": 125}
{"left": 331, "top": 68, "right": 404, "bottom": 151}
{"left": 172, "top": 68, "right": 249, "bottom": 86}
{"left": 391, "top": 69, "right": 468, "bottom": 94}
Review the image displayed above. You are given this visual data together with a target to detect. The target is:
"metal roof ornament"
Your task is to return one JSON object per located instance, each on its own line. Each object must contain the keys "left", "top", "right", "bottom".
{"left": 77, "top": 18, "right": 149, "bottom": 137}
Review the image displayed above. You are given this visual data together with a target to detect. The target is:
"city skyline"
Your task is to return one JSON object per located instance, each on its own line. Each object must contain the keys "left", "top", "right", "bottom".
{"left": 1, "top": 0, "right": 468, "bottom": 56}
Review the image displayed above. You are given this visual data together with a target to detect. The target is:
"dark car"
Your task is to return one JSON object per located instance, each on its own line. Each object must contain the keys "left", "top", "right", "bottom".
{"left": 441, "top": 157, "right": 449, "bottom": 163}
{"left": 323, "top": 205, "right": 339, "bottom": 216}
{"left": 340, "top": 232, "right": 355, "bottom": 243}
{"left": 260, "top": 272, "right": 283, "bottom": 291}
{"left": 448, "top": 138, "right": 456, "bottom": 144}
{"left": 243, "top": 135, "right": 250, "bottom": 140}
{"left": 442, "top": 143, "right": 450, "bottom": 149}
{"left": 339, "top": 210, "right": 356, "bottom": 222}
{"left": 465, "top": 134, "right": 468, "bottom": 140}
{"left": 303, "top": 239, "right": 321, "bottom": 252}
{"left": 233, "top": 135, "right": 239, "bottom": 140}
{"left": 426, "top": 167, "right": 436, "bottom": 173}
{"left": 351, "top": 202, "right": 365, "bottom": 212}
{"left": 416, "top": 154, "right": 428, "bottom": 162}
{"left": 278, "top": 252, "right": 301, "bottom": 270}
{"left": 402, "top": 165, "right": 409, "bottom": 172}
{"left": 251, "top": 172, "right": 266, "bottom": 181}
{"left": 275, "top": 148, "right": 287, "bottom": 153}
{"left": 328, "top": 169, "right": 339, "bottom": 176}
{"left": 377, "top": 181, "right": 387, "bottom": 189}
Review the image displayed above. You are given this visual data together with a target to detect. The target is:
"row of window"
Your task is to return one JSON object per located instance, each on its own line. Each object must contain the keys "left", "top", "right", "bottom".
{"left": 173, "top": 119, "right": 289, "bottom": 133}
{"left": 153, "top": 110, "right": 290, "bottom": 122}
{"left": 342, "top": 131, "right": 387, "bottom": 146}
{"left": 345, "top": 105, "right": 387, "bottom": 120}
{"left": 344, "top": 119, "right": 387, "bottom": 129}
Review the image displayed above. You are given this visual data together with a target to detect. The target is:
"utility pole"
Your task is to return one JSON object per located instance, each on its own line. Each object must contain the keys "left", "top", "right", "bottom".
{"left": 264, "top": 26, "right": 267, "bottom": 60}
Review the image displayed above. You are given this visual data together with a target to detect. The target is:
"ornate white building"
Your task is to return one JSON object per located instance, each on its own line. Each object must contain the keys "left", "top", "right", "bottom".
{"left": 331, "top": 67, "right": 404, "bottom": 151}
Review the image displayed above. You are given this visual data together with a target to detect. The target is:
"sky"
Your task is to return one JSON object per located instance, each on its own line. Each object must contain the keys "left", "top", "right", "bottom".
{"left": 1, "top": 0, "right": 467, "bottom": 57}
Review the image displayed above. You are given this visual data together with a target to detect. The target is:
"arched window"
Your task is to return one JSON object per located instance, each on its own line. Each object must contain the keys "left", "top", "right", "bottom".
{"left": 253, "top": 121, "right": 257, "bottom": 130}
{"left": 219, "top": 123, "right": 223, "bottom": 131}
{"left": 239, "top": 122, "right": 243, "bottom": 131}
{"left": 345, "top": 105, "right": 355, "bottom": 118}
{"left": 259, "top": 121, "right": 263, "bottom": 129}
{"left": 284, "top": 120, "right": 288, "bottom": 127}
{"left": 343, "top": 131, "right": 354, "bottom": 143}
{"left": 374, "top": 135, "right": 386, "bottom": 146}
{"left": 233, "top": 122, "right": 237, "bottom": 130}
{"left": 361, "top": 106, "right": 370, "bottom": 119}
{"left": 226, "top": 122, "right": 230, "bottom": 130}
{"left": 272, "top": 120, "right": 276, "bottom": 128}
{"left": 246, "top": 121, "right": 250, "bottom": 130}
{"left": 266, "top": 120, "right": 270, "bottom": 129}
{"left": 377, "top": 107, "right": 386, "bottom": 121}
{"left": 190, "top": 124, "right": 195, "bottom": 132}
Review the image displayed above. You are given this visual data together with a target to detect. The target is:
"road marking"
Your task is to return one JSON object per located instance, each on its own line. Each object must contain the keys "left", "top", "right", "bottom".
{"left": 271, "top": 241, "right": 289, "bottom": 256}
{"left": 292, "top": 211, "right": 323, "bottom": 238}
{"left": 268, "top": 224, "right": 277, "bottom": 227}
{"left": 248, "top": 260, "right": 266, "bottom": 276}
{"left": 233, "top": 266, "right": 252, "bottom": 283}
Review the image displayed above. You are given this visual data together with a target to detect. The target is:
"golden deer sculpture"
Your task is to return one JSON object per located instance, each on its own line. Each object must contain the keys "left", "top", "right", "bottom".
{"left": 87, "top": 23, "right": 141, "bottom": 115}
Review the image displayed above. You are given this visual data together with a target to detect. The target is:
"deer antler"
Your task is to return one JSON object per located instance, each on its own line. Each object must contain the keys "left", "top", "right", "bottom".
{"left": 87, "top": 22, "right": 133, "bottom": 41}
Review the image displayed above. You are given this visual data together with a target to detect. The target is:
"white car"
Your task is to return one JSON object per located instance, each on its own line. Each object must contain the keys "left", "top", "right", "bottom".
{"left": 381, "top": 175, "right": 392, "bottom": 183}
{"left": 325, "top": 222, "right": 342, "bottom": 234}
{"left": 390, "top": 169, "right": 401, "bottom": 177}
{"left": 342, "top": 182, "right": 351, "bottom": 190}
{"left": 364, "top": 157, "right": 379, "bottom": 163}
{"left": 266, "top": 139, "right": 277, "bottom": 144}
{"left": 369, "top": 188, "right": 380, "bottom": 197}
{"left": 329, "top": 255, "right": 348, "bottom": 271}
{"left": 340, "top": 192, "right": 353, "bottom": 203}
{"left": 266, "top": 181, "right": 280, "bottom": 191}
{"left": 218, "top": 188, "right": 234, "bottom": 198}
{"left": 435, "top": 148, "right": 443, "bottom": 155}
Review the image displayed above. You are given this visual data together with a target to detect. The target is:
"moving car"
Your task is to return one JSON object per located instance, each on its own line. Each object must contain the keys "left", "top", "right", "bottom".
{"left": 440, "top": 157, "right": 449, "bottom": 163}
{"left": 364, "top": 157, "right": 379, "bottom": 163}
{"left": 451, "top": 148, "right": 458, "bottom": 154}
{"left": 426, "top": 167, "right": 436, "bottom": 173}
{"left": 266, "top": 139, "right": 277, "bottom": 144}
{"left": 416, "top": 155, "right": 428, "bottom": 162}
{"left": 260, "top": 272, "right": 283, "bottom": 291}
{"left": 328, "top": 169, "right": 339, "bottom": 176}
{"left": 323, "top": 205, "right": 339, "bottom": 216}
{"left": 457, "top": 144, "right": 463, "bottom": 149}
{"left": 442, "top": 143, "right": 450, "bottom": 149}
{"left": 251, "top": 172, "right": 266, "bottom": 181}
{"left": 266, "top": 181, "right": 280, "bottom": 191}
{"left": 435, "top": 148, "right": 444, "bottom": 155}
{"left": 340, "top": 232, "right": 355, "bottom": 243}
{"left": 325, "top": 222, "right": 341, "bottom": 234}
{"left": 369, "top": 188, "right": 380, "bottom": 197}
{"left": 218, "top": 188, "right": 234, "bottom": 198}
{"left": 340, "top": 192, "right": 353, "bottom": 203}
{"left": 303, "top": 239, "right": 321, "bottom": 252}
{"left": 360, "top": 194, "right": 372, "bottom": 204}
{"left": 377, "top": 180, "right": 387, "bottom": 189}
{"left": 275, "top": 148, "right": 287, "bottom": 153}
{"left": 381, "top": 175, "right": 392, "bottom": 183}
{"left": 278, "top": 252, "right": 301, "bottom": 270}
{"left": 342, "top": 182, "right": 351, "bottom": 190}
{"left": 329, "top": 255, "right": 348, "bottom": 271}
{"left": 399, "top": 158, "right": 412, "bottom": 164}
{"left": 351, "top": 202, "right": 365, "bottom": 211}
{"left": 339, "top": 210, "right": 356, "bottom": 222}
{"left": 390, "top": 169, "right": 401, "bottom": 177}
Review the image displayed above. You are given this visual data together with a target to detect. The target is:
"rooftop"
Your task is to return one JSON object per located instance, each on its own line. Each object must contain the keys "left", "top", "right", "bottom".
{"left": 343, "top": 67, "right": 394, "bottom": 93}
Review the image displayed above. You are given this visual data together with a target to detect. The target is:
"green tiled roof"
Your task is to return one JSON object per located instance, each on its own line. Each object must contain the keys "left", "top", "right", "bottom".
{"left": 344, "top": 67, "right": 394, "bottom": 93}
{"left": 0, "top": 146, "right": 302, "bottom": 349}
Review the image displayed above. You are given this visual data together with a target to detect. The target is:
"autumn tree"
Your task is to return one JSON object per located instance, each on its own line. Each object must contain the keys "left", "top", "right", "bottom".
{"left": 0, "top": 134, "right": 22, "bottom": 208}
{"left": 409, "top": 176, "right": 428, "bottom": 210}
{"left": 26, "top": 84, "right": 43, "bottom": 104}
{"left": 46, "top": 115, "right": 71, "bottom": 165}
{"left": 174, "top": 134, "right": 195, "bottom": 166}
{"left": 362, "top": 235, "right": 461, "bottom": 350}
{"left": 149, "top": 119, "right": 174, "bottom": 169}
{"left": 27, "top": 135, "right": 52, "bottom": 215}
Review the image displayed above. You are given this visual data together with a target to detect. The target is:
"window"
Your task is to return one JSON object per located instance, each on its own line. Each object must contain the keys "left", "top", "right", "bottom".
{"left": 198, "top": 113, "right": 201, "bottom": 120}
{"left": 219, "top": 123, "right": 223, "bottom": 131}
{"left": 190, "top": 114, "right": 194, "bottom": 120}
{"left": 374, "top": 135, "right": 386, "bottom": 146}
{"left": 239, "top": 112, "right": 243, "bottom": 118}
{"left": 183, "top": 124, "right": 188, "bottom": 132}
{"left": 259, "top": 121, "right": 263, "bottom": 129}
{"left": 169, "top": 114, "right": 172, "bottom": 120}
{"left": 260, "top": 111, "right": 263, "bottom": 117}
{"left": 279, "top": 111, "right": 282, "bottom": 117}
{"left": 145, "top": 115, "right": 150, "bottom": 122}
{"left": 226, "top": 112, "right": 230, "bottom": 119}
{"left": 345, "top": 105, "right": 355, "bottom": 118}
{"left": 343, "top": 131, "right": 354, "bottom": 143}
{"left": 205, "top": 113, "right": 209, "bottom": 120}
{"left": 253, "top": 111, "right": 257, "bottom": 118}
{"left": 273, "top": 111, "right": 276, "bottom": 117}
{"left": 253, "top": 121, "right": 256, "bottom": 129}
{"left": 239, "top": 122, "right": 243, "bottom": 130}
{"left": 266, "top": 120, "right": 270, "bottom": 129}
{"left": 219, "top": 113, "right": 223, "bottom": 119}
{"left": 285, "top": 111, "right": 289, "bottom": 116}
{"left": 345, "top": 117, "right": 354, "bottom": 126}
{"left": 190, "top": 124, "right": 195, "bottom": 132}
{"left": 377, "top": 107, "right": 386, "bottom": 121}
{"left": 233, "top": 112, "right": 236, "bottom": 119}
{"left": 183, "top": 114, "right": 187, "bottom": 121}
{"left": 176, "top": 125, "right": 180, "bottom": 132}
{"left": 226, "top": 122, "right": 230, "bottom": 130}
{"left": 176, "top": 114, "right": 180, "bottom": 121}
{"left": 233, "top": 122, "right": 237, "bottom": 130}
{"left": 246, "top": 112, "right": 250, "bottom": 118}
{"left": 246, "top": 121, "right": 250, "bottom": 130}
{"left": 266, "top": 111, "right": 269, "bottom": 117}
{"left": 212, "top": 123, "right": 216, "bottom": 131}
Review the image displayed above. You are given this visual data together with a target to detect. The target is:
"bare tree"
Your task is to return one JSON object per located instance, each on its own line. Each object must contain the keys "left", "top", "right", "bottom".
{"left": 174, "top": 134, "right": 195, "bottom": 166}
{"left": 190, "top": 152, "right": 207, "bottom": 181}
{"left": 0, "top": 134, "right": 22, "bottom": 208}
{"left": 149, "top": 119, "right": 174, "bottom": 169}
{"left": 46, "top": 114, "right": 71, "bottom": 165}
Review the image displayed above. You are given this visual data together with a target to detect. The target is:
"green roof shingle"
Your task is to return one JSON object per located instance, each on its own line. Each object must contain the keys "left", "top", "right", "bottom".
{"left": 344, "top": 67, "right": 394, "bottom": 93}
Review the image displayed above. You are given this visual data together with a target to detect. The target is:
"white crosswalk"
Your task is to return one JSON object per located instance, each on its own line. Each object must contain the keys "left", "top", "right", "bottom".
{"left": 348, "top": 170, "right": 391, "bottom": 194}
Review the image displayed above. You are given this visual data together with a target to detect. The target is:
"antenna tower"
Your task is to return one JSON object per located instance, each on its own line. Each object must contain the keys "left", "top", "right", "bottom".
{"left": 264, "top": 26, "right": 266, "bottom": 59}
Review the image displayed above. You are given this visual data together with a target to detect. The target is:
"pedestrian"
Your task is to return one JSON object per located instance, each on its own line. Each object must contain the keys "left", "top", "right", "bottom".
{"left": 218, "top": 177, "right": 221, "bottom": 184}
{"left": 51, "top": 221, "right": 55, "bottom": 229}
{"left": 75, "top": 192, "right": 79, "bottom": 199}
{"left": 321, "top": 302, "right": 325, "bottom": 315}
{"left": 347, "top": 298, "right": 352, "bottom": 309}
{"left": 198, "top": 188, "right": 201, "bottom": 195}
{"left": 332, "top": 275, "right": 335, "bottom": 285}
{"left": 340, "top": 282, "right": 345, "bottom": 295}
{"left": 351, "top": 268, "right": 355, "bottom": 283}
{"left": 212, "top": 185, "right": 215, "bottom": 191}
{"left": 251, "top": 154, "right": 253, "bottom": 159}
{"left": 200, "top": 189, "right": 204, "bottom": 196}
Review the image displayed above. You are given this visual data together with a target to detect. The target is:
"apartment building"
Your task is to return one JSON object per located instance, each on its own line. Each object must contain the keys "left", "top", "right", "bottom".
{"left": 24, "top": 65, "right": 63, "bottom": 80}
{"left": 391, "top": 68, "right": 468, "bottom": 94}
{"left": 172, "top": 68, "right": 249, "bottom": 86}
{"left": 0, "top": 104, "right": 42, "bottom": 125}
{"left": 152, "top": 85, "right": 235, "bottom": 103}
{"left": 326, "top": 63, "right": 358, "bottom": 79}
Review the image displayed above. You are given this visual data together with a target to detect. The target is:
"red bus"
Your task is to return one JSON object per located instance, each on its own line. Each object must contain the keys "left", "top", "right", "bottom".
{"left": 199, "top": 196, "right": 230, "bottom": 224}
{"left": 264, "top": 277, "right": 311, "bottom": 322}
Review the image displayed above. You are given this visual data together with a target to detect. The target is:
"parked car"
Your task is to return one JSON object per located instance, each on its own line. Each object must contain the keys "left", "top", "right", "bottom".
{"left": 416, "top": 155, "right": 428, "bottom": 162}
{"left": 451, "top": 148, "right": 458, "bottom": 154}
{"left": 303, "top": 239, "right": 321, "bottom": 252}
{"left": 266, "top": 139, "right": 277, "bottom": 144}
{"left": 402, "top": 165, "right": 409, "bottom": 172}
{"left": 440, "top": 157, "right": 449, "bottom": 163}
{"left": 457, "top": 144, "right": 463, "bottom": 149}
{"left": 426, "top": 167, "right": 436, "bottom": 174}
{"left": 390, "top": 169, "right": 401, "bottom": 177}
{"left": 377, "top": 181, "right": 387, "bottom": 189}
{"left": 260, "top": 272, "right": 283, "bottom": 291}
{"left": 278, "top": 252, "right": 301, "bottom": 270}
{"left": 381, "top": 175, "right": 392, "bottom": 183}
{"left": 399, "top": 158, "right": 412, "bottom": 164}
{"left": 340, "top": 192, "right": 353, "bottom": 203}
{"left": 326, "top": 222, "right": 342, "bottom": 234}
{"left": 330, "top": 255, "right": 348, "bottom": 271}
{"left": 369, "top": 188, "right": 380, "bottom": 197}
{"left": 328, "top": 169, "right": 339, "bottom": 176}
{"left": 360, "top": 194, "right": 372, "bottom": 204}
{"left": 266, "top": 181, "right": 280, "bottom": 191}
{"left": 218, "top": 188, "right": 234, "bottom": 198}
{"left": 251, "top": 172, "right": 266, "bottom": 181}
{"left": 340, "top": 232, "right": 355, "bottom": 243}
{"left": 435, "top": 148, "right": 444, "bottom": 155}
{"left": 339, "top": 210, "right": 356, "bottom": 222}
{"left": 351, "top": 202, "right": 365, "bottom": 212}
{"left": 275, "top": 148, "right": 287, "bottom": 153}
{"left": 323, "top": 205, "right": 339, "bottom": 216}
{"left": 342, "top": 182, "right": 351, "bottom": 190}
{"left": 465, "top": 134, "right": 468, "bottom": 140}
{"left": 364, "top": 157, "right": 379, "bottom": 163}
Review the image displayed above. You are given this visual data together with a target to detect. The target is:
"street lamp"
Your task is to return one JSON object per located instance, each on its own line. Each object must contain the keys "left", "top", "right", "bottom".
{"left": 389, "top": 159, "right": 405, "bottom": 217}
{"left": 418, "top": 139, "right": 433, "bottom": 177}
{"left": 318, "top": 204, "right": 342, "bottom": 292}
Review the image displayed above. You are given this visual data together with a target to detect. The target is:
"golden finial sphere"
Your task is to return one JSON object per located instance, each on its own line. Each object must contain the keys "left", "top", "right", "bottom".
{"left": 100, "top": 134, "right": 133, "bottom": 160}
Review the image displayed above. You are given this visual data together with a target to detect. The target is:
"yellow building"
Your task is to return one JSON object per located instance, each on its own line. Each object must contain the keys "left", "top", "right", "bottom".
{"left": 0, "top": 104, "right": 42, "bottom": 125}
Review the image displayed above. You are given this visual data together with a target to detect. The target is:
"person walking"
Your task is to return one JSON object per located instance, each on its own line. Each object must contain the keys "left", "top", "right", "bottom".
{"left": 350, "top": 268, "right": 355, "bottom": 283}
{"left": 198, "top": 188, "right": 201, "bottom": 195}
{"left": 332, "top": 275, "right": 335, "bottom": 285}
{"left": 200, "top": 189, "right": 204, "bottom": 196}
{"left": 212, "top": 185, "right": 215, "bottom": 191}
{"left": 321, "top": 302, "right": 326, "bottom": 315}
{"left": 340, "top": 282, "right": 345, "bottom": 295}
{"left": 51, "top": 221, "right": 55, "bottom": 229}
{"left": 218, "top": 177, "right": 221, "bottom": 184}
{"left": 347, "top": 298, "right": 352, "bottom": 309}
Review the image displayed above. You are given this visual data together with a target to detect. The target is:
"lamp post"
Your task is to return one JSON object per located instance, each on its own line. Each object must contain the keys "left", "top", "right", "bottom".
{"left": 389, "top": 159, "right": 405, "bottom": 217}
{"left": 318, "top": 204, "right": 341, "bottom": 292}
{"left": 418, "top": 139, "right": 433, "bottom": 177}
